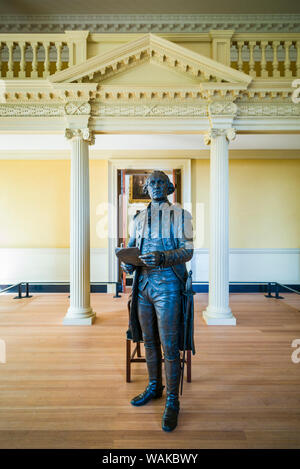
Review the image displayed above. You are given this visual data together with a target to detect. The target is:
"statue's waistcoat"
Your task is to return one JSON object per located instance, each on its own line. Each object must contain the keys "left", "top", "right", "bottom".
{"left": 133, "top": 202, "right": 190, "bottom": 286}
{"left": 127, "top": 202, "right": 193, "bottom": 346}
{"left": 139, "top": 235, "right": 181, "bottom": 292}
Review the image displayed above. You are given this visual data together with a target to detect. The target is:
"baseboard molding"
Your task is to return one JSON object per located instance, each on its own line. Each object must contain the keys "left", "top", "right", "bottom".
{"left": 192, "top": 283, "right": 300, "bottom": 293}
{"left": 0, "top": 247, "right": 299, "bottom": 285}
{"left": 0, "top": 283, "right": 120, "bottom": 294}
{"left": 191, "top": 248, "right": 300, "bottom": 284}
{"left": 1, "top": 282, "right": 299, "bottom": 295}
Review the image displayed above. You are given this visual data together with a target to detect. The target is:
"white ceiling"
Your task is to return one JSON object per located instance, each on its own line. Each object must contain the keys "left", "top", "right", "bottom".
{"left": 0, "top": 133, "right": 299, "bottom": 152}
{"left": 0, "top": 0, "right": 299, "bottom": 15}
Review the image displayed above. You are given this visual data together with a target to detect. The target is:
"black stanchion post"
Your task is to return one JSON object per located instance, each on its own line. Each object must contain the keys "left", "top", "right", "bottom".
{"left": 265, "top": 282, "right": 273, "bottom": 298}
{"left": 14, "top": 283, "right": 23, "bottom": 299}
{"left": 275, "top": 283, "right": 284, "bottom": 299}
{"left": 25, "top": 282, "right": 32, "bottom": 298}
{"left": 113, "top": 282, "right": 121, "bottom": 298}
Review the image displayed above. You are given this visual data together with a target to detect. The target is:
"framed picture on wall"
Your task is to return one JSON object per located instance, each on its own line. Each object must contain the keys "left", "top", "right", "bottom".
{"left": 129, "top": 174, "right": 151, "bottom": 203}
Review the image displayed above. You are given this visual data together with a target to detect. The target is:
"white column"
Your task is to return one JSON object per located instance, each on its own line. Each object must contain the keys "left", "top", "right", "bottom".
{"left": 63, "top": 128, "right": 96, "bottom": 325}
{"left": 203, "top": 127, "right": 236, "bottom": 326}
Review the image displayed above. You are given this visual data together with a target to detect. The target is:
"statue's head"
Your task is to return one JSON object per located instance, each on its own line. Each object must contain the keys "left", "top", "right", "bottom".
{"left": 143, "top": 170, "right": 175, "bottom": 202}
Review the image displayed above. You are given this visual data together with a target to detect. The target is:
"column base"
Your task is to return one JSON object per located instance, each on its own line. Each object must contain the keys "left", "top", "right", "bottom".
{"left": 63, "top": 308, "right": 96, "bottom": 326}
{"left": 203, "top": 309, "right": 236, "bottom": 326}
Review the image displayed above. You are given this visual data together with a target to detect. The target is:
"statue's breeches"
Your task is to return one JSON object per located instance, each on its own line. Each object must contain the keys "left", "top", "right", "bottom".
{"left": 137, "top": 282, "right": 181, "bottom": 396}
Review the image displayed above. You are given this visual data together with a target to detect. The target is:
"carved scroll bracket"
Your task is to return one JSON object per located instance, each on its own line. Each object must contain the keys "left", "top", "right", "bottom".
{"left": 65, "top": 127, "right": 95, "bottom": 145}
{"left": 205, "top": 99, "right": 238, "bottom": 138}
{"left": 203, "top": 127, "right": 236, "bottom": 146}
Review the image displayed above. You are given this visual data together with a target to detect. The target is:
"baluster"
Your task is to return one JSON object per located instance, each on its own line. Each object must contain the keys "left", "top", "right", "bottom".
{"left": 61, "top": 43, "right": 68, "bottom": 69}
{"left": 19, "top": 41, "right": 26, "bottom": 78}
{"left": 6, "top": 41, "right": 14, "bottom": 78}
{"left": 284, "top": 41, "right": 292, "bottom": 78}
{"left": 272, "top": 41, "right": 280, "bottom": 78}
{"left": 260, "top": 40, "right": 268, "bottom": 78}
{"left": 43, "top": 41, "right": 50, "bottom": 78}
{"left": 237, "top": 41, "right": 244, "bottom": 72}
{"left": 248, "top": 41, "right": 256, "bottom": 77}
{"left": 296, "top": 41, "right": 300, "bottom": 77}
{"left": 31, "top": 42, "right": 38, "bottom": 78}
{"left": 68, "top": 41, "right": 74, "bottom": 67}
{"left": 55, "top": 41, "right": 62, "bottom": 72}
{"left": 0, "top": 43, "right": 2, "bottom": 78}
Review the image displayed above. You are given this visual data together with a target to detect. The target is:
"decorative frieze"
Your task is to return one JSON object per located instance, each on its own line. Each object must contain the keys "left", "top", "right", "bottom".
{"left": 91, "top": 103, "right": 208, "bottom": 117}
{"left": 0, "top": 100, "right": 299, "bottom": 119}
{"left": 236, "top": 102, "right": 300, "bottom": 116}
{"left": 0, "top": 14, "right": 299, "bottom": 34}
{"left": 0, "top": 104, "right": 64, "bottom": 116}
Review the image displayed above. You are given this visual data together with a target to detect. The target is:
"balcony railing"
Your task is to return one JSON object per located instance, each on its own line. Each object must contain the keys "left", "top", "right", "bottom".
{"left": 0, "top": 31, "right": 299, "bottom": 79}
{"left": 0, "top": 31, "right": 88, "bottom": 79}
{"left": 231, "top": 34, "right": 300, "bottom": 78}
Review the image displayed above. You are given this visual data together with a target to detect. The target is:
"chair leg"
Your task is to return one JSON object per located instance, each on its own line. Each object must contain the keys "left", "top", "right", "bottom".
{"left": 136, "top": 341, "right": 142, "bottom": 357}
{"left": 126, "top": 339, "right": 131, "bottom": 382}
{"left": 187, "top": 350, "right": 191, "bottom": 382}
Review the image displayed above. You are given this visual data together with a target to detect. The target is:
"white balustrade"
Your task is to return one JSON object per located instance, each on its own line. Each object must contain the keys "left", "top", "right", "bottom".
{"left": 0, "top": 33, "right": 80, "bottom": 78}
{"left": 0, "top": 31, "right": 299, "bottom": 79}
{"left": 231, "top": 35, "right": 300, "bottom": 78}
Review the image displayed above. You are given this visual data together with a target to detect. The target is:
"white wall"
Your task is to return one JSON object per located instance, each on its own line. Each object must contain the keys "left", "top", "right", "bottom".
{"left": 191, "top": 248, "right": 300, "bottom": 284}
{"left": 0, "top": 248, "right": 108, "bottom": 283}
{"left": 1, "top": 248, "right": 299, "bottom": 285}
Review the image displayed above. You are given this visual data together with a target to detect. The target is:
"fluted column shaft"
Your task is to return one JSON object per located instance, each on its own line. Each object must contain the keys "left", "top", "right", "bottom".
{"left": 63, "top": 128, "right": 95, "bottom": 325}
{"left": 203, "top": 128, "right": 236, "bottom": 326}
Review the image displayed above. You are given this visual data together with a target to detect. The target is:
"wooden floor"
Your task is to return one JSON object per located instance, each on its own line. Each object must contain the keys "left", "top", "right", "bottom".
{"left": 0, "top": 291, "right": 300, "bottom": 449}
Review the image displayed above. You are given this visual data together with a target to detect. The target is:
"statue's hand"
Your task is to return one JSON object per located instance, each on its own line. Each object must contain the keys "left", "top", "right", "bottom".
{"left": 121, "top": 262, "right": 135, "bottom": 274}
{"left": 139, "top": 251, "right": 164, "bottom": 267}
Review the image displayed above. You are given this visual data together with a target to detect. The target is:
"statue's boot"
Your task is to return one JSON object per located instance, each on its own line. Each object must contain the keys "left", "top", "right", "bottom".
{"left": 162, "top": 355, "right": 181, "bottom": 432}
{"left": 130, "top": 379, "right": 164, "bottom": 406}
{"left": 131, "top": 349, "right": 164, "bottom": 406}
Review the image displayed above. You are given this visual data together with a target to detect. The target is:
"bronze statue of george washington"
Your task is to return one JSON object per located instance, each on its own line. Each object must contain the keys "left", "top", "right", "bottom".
{"left": 121, "top": 170, "right": 194, "bottom": 432}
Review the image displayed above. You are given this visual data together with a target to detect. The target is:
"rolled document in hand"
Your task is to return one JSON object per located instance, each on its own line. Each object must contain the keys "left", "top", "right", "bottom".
{"left": 115, "top": 247, "right": 145, "bottom": 266}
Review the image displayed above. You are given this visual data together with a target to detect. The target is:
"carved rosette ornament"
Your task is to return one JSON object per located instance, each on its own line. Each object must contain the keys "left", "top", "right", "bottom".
{"left": 65, "top": 128, "right": 95, "bottom": 145}
{"left": 208, "top": 101, "right": 238, "bottom": 117}
{"left": 203, "top": 127, "right": 236, "bottom": 146}
{"left": 64, "top": 102, "right": 91, "bottom": 116}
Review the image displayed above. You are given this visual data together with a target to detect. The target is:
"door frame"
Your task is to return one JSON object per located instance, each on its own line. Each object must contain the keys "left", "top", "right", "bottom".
{"left": 108, "top": 158, "right": 191, "bottom": 282}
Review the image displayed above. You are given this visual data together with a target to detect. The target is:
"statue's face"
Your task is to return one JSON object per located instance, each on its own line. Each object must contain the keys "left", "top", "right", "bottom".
{"left": 146, "top": 175, "right": 169, "bottom": 201}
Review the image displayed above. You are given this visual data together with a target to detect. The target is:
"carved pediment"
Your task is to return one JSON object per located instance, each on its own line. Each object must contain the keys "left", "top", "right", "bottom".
{"left": 98, "top": 62, "right": 199, "bottom": 85}
{"left": 49, "top": 33, "right": 251, "bottom": 87}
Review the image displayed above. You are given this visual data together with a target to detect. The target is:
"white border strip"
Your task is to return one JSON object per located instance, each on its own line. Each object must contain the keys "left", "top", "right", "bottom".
{"left": 0, "top": 247, "right": 299, "bottom": 285}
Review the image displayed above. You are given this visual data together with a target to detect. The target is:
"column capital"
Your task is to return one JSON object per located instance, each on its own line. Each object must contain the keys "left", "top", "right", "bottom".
{"left": 63, "top": 98, "right": 94, "bottom": 144}
{"left": 65, "top": 127, "right": 95, "bottom": 145}
{"left": 203, "top": 127, "right": 236, "bottom": 146}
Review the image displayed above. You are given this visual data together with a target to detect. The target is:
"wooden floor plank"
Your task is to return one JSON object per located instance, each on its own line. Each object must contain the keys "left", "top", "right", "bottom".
{"left": 0, "top": 292, "right": 300, "bottom": 448}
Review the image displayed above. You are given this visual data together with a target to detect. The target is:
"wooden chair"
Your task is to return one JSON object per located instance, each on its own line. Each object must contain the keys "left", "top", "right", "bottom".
{"left": 126, "top": 295, "right": 192, "bottom": 383}
{"left": 126, "top": 338, "right": 191, "bottom": 383}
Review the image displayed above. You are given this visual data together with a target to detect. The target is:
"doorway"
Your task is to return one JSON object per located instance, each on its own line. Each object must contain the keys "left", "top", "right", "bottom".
{"left": 117, "top": 168, "right": 182, "bottom": 284}
{"left": 108, "top": 159, "right": 191, "bottom": 283}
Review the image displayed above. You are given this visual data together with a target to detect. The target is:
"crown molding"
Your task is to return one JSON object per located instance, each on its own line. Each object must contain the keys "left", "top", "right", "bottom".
{"left": 0, "top": 14, "right": 299, "bottom": 34}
